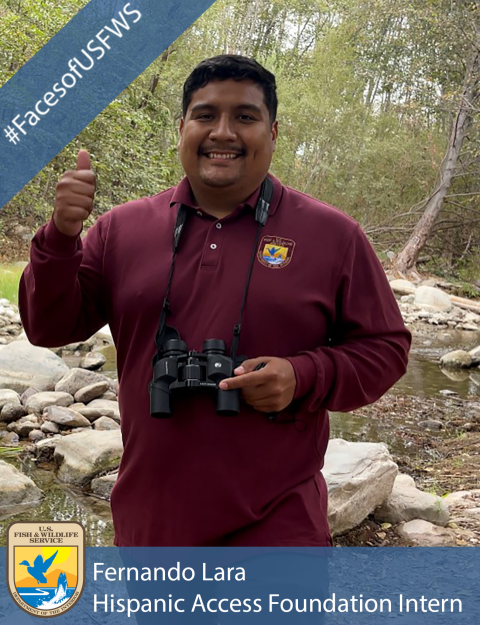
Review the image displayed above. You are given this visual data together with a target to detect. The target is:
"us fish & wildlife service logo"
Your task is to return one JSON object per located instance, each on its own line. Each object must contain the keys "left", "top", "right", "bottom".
{"left": 258, "top": 235, "right": 295, "bottom": 269}
{"left": 7, "top": 521, "right": 85, "bottom": 618}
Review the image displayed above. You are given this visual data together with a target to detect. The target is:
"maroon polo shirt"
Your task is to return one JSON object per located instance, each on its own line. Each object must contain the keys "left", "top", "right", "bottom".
{"left": 19, "top": 173, "right": 411, "bottom": 546}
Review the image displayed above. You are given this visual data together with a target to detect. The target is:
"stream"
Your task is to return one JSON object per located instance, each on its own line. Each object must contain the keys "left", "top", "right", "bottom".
{"left": 1, "top": 329, "right": 478, "bottom": 546}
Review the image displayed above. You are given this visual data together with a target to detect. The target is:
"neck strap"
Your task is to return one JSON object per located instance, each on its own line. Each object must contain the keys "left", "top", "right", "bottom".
{"left": 153, "top": 177, "right": 274, "bottom": 363}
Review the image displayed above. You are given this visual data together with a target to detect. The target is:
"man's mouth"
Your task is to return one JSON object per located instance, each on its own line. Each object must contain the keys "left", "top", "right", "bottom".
{"left": 200, "top": 151, "right": 243, "bottom": 160}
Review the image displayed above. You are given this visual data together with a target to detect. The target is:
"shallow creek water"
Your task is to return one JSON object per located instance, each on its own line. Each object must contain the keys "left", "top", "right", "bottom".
{"left": 1, "top": 329, "right": 478, "bottom": 546}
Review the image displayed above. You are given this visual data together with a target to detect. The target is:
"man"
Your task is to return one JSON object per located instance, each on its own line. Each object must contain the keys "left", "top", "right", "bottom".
{"left": 19, "top": 55, "right": 411, "bottom": 547}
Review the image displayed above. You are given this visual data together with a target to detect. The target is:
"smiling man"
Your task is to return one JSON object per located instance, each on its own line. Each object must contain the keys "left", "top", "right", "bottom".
{"left": 19, "top": 55, "right": 411, "bottom": 548}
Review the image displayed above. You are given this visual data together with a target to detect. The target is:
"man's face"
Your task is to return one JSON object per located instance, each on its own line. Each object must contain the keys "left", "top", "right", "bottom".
{"left": 178, "top": 79, "right": 278, "bottom": 196}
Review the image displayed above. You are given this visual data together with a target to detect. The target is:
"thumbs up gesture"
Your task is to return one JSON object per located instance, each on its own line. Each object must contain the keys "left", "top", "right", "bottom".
{"left": 53, "top": 150, "right": 96, "bottom": 237}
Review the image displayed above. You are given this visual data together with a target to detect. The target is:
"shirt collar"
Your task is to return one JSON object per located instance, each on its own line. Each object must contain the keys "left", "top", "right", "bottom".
{"left": 170, "top": 174, "right": 282, "bottom": 217}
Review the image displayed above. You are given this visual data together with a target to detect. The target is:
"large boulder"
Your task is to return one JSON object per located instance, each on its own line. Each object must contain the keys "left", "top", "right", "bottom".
{"left": 323, "top": 439, "right": 398, "bottom": 535}
{"left": 414, "top": 286, "right": 452, "bottom": 312}
{"left": 0, "top": 341, "right": 69, "bottom": 393}
{"left": 54, "top": 430, "right": 123, "bottom": 485}
{"left": 374, "top": 474, "right": 449, "bottom": 526}
{"left": 0, "top": 459, "right": 44, "bottom": 515}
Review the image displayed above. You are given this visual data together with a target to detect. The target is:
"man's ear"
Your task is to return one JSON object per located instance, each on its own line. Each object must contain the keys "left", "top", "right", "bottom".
{"left": 271, "top": 120, "right": 278, "bottom": 152}
{"left": 177, "top": 118, "right": 185, "bottom": 149}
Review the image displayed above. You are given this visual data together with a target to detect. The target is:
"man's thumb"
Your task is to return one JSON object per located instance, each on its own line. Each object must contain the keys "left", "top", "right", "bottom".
{"left": 76, "top": 149, "right": 91, "bottom": 171}
{"left": 234, "top": 357, "right": 269, "bottom": 375}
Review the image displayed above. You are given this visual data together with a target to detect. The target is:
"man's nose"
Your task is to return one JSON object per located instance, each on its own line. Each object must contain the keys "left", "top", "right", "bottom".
{"left": 209, "top": 114, "right": 237, "bottom": 141}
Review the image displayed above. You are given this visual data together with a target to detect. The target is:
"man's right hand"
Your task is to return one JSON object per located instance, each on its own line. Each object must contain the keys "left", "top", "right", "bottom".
{"left": 53, "top": 149, "right": 96, "bottom": 237}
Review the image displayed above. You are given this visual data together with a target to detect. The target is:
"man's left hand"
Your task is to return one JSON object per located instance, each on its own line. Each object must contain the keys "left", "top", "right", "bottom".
{"left": 219, "top": 357, "right": 296, "bottom": 413}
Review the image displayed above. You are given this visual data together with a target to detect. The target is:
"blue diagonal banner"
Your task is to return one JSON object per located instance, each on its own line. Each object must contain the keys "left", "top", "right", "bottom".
{"left": 0, "top": 0, "right": 217, "bottom": 209}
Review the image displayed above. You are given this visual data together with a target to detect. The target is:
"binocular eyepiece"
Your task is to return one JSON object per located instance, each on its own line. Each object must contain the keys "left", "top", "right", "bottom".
{"left": 149, "top": 339, "right": 241, "bottom": 417}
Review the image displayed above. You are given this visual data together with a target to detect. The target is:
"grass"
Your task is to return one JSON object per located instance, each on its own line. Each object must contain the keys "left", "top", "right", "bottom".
{"left": 0, "top": 264, "right": 24, "bottom": 305}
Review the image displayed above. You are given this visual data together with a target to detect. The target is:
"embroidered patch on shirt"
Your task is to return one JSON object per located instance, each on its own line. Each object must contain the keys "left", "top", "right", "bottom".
{"left": 257, "top": 236, "right": 296, "bottom": 269}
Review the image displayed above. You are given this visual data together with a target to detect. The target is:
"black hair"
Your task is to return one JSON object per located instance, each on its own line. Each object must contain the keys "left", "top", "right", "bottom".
{"left": 182, "top": 55, "right": 277, "bottom": 123}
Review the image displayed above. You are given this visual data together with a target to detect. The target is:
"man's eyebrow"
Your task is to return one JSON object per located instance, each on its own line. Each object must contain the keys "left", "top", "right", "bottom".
{"left": 189, "top": 103, "right": 263, "bottom": 114}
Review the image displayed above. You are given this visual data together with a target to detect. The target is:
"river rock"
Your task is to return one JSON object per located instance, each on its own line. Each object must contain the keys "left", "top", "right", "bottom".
{"left": 91, "top": 472, "right": 118, "bottom": 500}
{"left": 44, "top": 405, "right": 91, "bottom": 429}
{"left": 390, "top": 280, "right": 417, "bottom": 295}
{"left": 74, "top": 381, "right": 110, "bottom": 404}
{"left": 1, "top": 402, "right": 28, "bottom": 424}
{"left": 55, "top": 368, "right": 109, "bottom": 395}
{"left": 0, "top": 459, "right": 44, "bottom": 514}
{"left": 444, "top": 490, "right": 480, "bottom": 521}
{"left": 93, "top": 416, "right": 120, "bottom": 431}
{"left": 7, "top": 415, "right": 41, "bottom": 437}
{"left": 414, "top": 286, "right": 452, "bottom": 312}
{"left": 98, "top": 391, "right": 118, "bottom": 402}
{"left": 35, "top": 435, "right": 62, "bottom": 462}
{"left": 323, "top": 439, "right": 398, "bottom": 535}
{"left": 28, "top": 429, "right": 45, "bottom": 443}
{"left": 374, "top": 474, "right": 449, "bottom": 526}
{"left": 397, "top": 519, "right": 456, "bottom": 546}
{"left": 0, "top": 431, "right": 19, "bottom": 446}
{"left": 0, "top": 389, "right": 21, "bottom": 411}
{"left": 41, "top": 420, "right": 60, "bottom": 434}
{"left": 0, "top": 341, "right": 69, "bottom": 392}
{"left": 54, "top": 430, "right": 123, "bottom": 485}
{"left": 25, "top": 391, "right": 74, "bottom": 415}
{"left": 469, "top": 346, "right": 480, "bottom": 366}
{"left": 439, "top": 350, "right": 472, "bottom": 369}
{"left": 80, "top": 352, "right": 106, "bottom": 371}
{"left": 20, "top": 386, "right": 41, "bottom": 404}
{"left": 418, "top": 419, "right": 443, "bottom": 430}
{"left": 79, "top": 399, "right": 120, "bottom": 422}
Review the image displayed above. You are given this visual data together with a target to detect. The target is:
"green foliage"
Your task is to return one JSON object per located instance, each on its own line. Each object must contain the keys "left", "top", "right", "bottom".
{"left": 0, "top": 264, "right": 24, "bottom": 304}
{"left": 0, "top": 0, "right": 478, "bottom": 277}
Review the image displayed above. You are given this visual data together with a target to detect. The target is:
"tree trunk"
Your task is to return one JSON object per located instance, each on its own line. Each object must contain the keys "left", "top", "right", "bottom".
{"left": 394, "top": 31, "right": 480, "bottom": 274}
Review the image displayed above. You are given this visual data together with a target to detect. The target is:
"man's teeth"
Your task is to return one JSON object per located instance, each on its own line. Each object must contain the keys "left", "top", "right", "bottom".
{"left": 207, "top": 153, "right": 239, "bottom": 159}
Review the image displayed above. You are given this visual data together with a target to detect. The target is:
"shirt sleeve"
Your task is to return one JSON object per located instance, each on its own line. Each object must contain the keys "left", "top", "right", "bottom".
{"left": 18, "top": 215, "right": 110, "bottom": 348}
{"left": 285, "top": 223, "right": 411, "bottom": 413}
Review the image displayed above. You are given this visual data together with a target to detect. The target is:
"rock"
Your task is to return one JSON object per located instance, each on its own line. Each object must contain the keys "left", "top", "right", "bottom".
{"left": 0, "top": 389, "right": 21, "bottom": 411}
{"left": 397, "top": 519, "right": 456, "bottom": 546}
{"left": 35, "top": 436, "right": 62, "bottom": 462}
{"left": 0, "top": 341, "right": 69, "bottom": 392}
{"left": 323, "top": 439, "right": 398, "bottom": 535}
{"left": 7, "top": 415, "right": 41, "bottom": 437}
{"left": 0, "top": 459, "right": 44, "bottom": 514}
{"left": 41, "top": 421, "right": 60, "bottom": 434}
{"left": 439, "top": 389, "right": 458, "bottom": 396}
{"left": 0, "top": 431, "right": 20, "bottom": 446}
{"left": 55, "top": 368, "right": 109, "bottom": 396}
{"left": 93, "top": 416, "right": 120, "bottom": 431}
{"left": 414, "top": 286, "right": 452, "bottom": 312}
{"left": 98, "top": 391, "right": 118, "bottom": 401}
{"left": 457, "top": 323, "right": 480, "bottom": 332}
{"left": 44, "top": 405, "right": 92, "bottom": 429}
{"left": 25, "top": 391, "right": 74, "bottom": 416}
{"left": 79, "top": 399, "right": 120, "bottom": 422}
{"left": 439, "top": 350, "right": 472, "bottom": 369}
{"left": 374, "top": 474, "right": 449, "bottom": 526}
{"left": 74, "top": 381, "right": 110, "bottom": 404}
{"left": 444, "top": 490, "right": 480, "bottom": 521}
{"left": 390, "top": 280, "right": 416, "bottom": 295}
{"left": 80, "top": 352, "right": 106, "bottom": 371}
{"left": 20, "top": 386, "right": 41, "bottom": 405}
{"left": 418, "top": 419, "right": 444, "bottom": 430}
{"left": 91, "top": 472, "right": 118, "bottom": 499}
{"left": 0, "top": 402, "right": 27, "bottom": 423}
{"left": 470, "top": 346, "right": 480, "bottom": 366}
{"left": 28, "top": 429, "right": 45, "bottom": 443}
{"left": 54, "top": 430, "right": 123, "bottom": 485}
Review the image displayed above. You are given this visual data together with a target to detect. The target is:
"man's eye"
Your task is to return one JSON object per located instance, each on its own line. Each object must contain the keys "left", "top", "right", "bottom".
{"left": 239, "top": 115, "right": 255, "bottom": 121}
{"left": 196, "top": 114, "right": 212, "bottom": 120}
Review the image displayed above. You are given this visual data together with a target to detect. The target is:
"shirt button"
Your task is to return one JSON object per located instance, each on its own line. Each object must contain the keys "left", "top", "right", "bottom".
{"left": 196, "top": 211, "right": 203, "bottom": 217}
{"left": 216, "top": 223, "right": 222, "bottom": 229}
{"left": 210, "top": 243, "right": 217, "bottom": 250}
